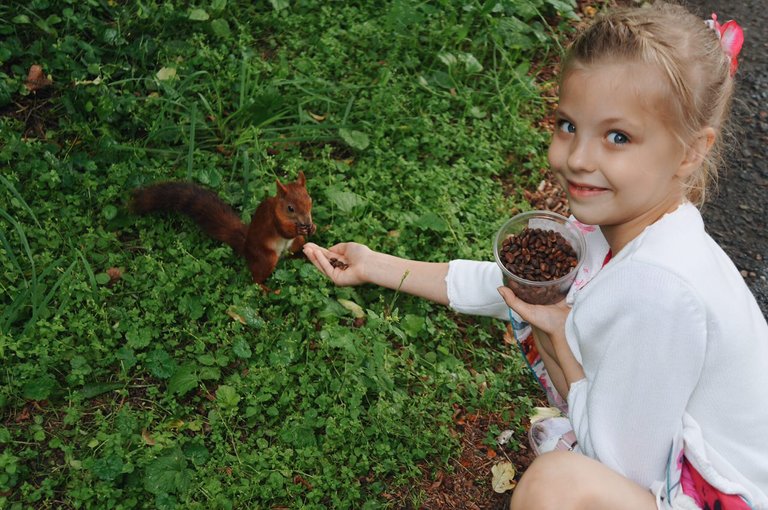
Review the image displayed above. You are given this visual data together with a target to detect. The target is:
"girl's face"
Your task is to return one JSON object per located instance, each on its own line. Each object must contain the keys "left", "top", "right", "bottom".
{"left": 548, "top": 62, "right": 697, "bottom": 252}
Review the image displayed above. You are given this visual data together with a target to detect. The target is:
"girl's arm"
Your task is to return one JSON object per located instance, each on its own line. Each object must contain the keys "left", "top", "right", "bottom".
{"left": 497, "top": 287, "right": 584, "bottom": 391}
{"left": 304, "top": 243, "right": 513, "bottom": 320}
{"left": 531, "top": 327, "right": 570, "bottom": 400}
{"left": 303, "top": 242, "right": 450, "bottom": 304}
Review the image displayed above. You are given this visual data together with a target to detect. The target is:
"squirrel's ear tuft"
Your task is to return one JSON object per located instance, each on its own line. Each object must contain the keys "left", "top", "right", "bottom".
{"left": 276, "top": 178, "right": 288, "bottom": 196}
{"left": 296, "top": 171, "right": 306, "bottom": 186}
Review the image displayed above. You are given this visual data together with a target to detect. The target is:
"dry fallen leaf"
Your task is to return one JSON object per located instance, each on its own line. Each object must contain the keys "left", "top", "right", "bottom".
{"left": 155, "top": 66, "right": 177, "bottom": 81}
{"left": 227, "top": 309, "right": 247, "bottom": 324}
{"left": 293, "top": 474, "right": 313, "bottom": 490}
{"left": 308, "top": 111, "right": 326, "bottom": 121}
{"left": 15, "top": 407, "right": 31, "bottom": 423}
{"left": 429, "top": 470, "right": 444, "bottom": 490}
{"left": 496, "top": 429, "right": 514, "bottom": 446}
{"left": 74, "top": 76, "right": 102, "bottom": 86}
{"left": 337, "top": 298, "right": 365, "bottom": 319}
{"left": 529, "top": 406, "right": 562, "bottom": 424}
{"left": 503, "top": 323, "right": 515, "bottom": 345}
{"left": 25, "top": 64, "right": 53, "bottom": 92}
{"left": 141, "top": 428, "right": 156, "bottom": 446}
{"left": 166, "top": 419, "right": 185, "bottom": 430}
{"left": 491, "top": 461, "right": 517, "bottom": 493}
{"left": 225, "top": 305, "right": 264, "bottom": 327}
{"left": 106, "top": 267, "right": 122, "bottom": 286}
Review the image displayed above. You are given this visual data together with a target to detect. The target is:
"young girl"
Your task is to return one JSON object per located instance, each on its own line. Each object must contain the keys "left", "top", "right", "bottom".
{"left": 303, "top": 3, "right": 768, "bottom": 509}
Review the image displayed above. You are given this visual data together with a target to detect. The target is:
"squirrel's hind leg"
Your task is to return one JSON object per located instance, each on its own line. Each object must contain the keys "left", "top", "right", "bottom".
{"left": 258, "top": 282, "right": 280, "bottom": 294}
{"left": 247, "top": 251, "right": 279, "bottom": 292}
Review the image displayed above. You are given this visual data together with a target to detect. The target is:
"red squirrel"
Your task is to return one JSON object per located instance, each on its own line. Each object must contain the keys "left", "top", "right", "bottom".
{"left": 130, "top": 172, "right": 316, "bottom": 287}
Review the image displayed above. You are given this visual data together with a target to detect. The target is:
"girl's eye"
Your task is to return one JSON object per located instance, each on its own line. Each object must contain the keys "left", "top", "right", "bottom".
{"left": 607, "top": 131, "right": 629, "bottom": 144}
{"left": 558, "top": 119, "right": 576, "bottom": 134}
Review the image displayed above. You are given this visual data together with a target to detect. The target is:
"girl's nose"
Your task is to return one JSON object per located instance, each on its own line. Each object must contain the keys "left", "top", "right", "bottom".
{"left": 567, "top": 137, "right": 596, "bottom": 173}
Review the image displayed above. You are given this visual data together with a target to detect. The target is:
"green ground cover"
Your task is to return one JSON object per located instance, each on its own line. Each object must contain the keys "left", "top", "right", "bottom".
{"left": 1, "top": 1, "right": 577, "bottom": 508}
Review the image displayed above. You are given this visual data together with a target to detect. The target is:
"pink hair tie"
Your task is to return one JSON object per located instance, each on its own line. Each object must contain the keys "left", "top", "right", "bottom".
{"left": 705, "top": 13, "right": 744, "bottom": 76}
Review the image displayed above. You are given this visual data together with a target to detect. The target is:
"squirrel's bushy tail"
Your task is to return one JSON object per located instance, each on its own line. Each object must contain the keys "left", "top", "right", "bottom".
{"left": 131, "top": 182, "right": 247, "bottom": 255}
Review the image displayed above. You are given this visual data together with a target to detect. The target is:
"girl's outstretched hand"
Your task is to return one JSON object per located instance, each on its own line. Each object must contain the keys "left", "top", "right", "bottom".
{"left": 497, "top": 286, "right": 570, "bottom": 338}
{"left": 303, "top": 242, "right": 371, "bottom": 286}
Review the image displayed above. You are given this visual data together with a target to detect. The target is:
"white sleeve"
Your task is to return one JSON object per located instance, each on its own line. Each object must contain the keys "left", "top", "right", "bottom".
{"left": 566, "top": 262, "right": 707, "bottom": 488}
{"left": 445, "top": 260, "right": 509, "bottom": 320}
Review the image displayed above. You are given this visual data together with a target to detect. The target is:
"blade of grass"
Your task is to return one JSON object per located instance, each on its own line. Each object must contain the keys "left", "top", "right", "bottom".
{"left": 186, "top": 102, "right": 197, "bottom": 180}
{"left": 75, "top": 248, "right": 99, "bottom": 302}
{"left": 241, "top": 148, "right": 250, "bottom": 194}
{"left": 0, "top": 287, "right": 30, "bottom": 335}
{"left": 0, "top": 208, "right": 37, "bottom": 290}
{"left": 22, "top": 258, "right": 77, "bottom": 337}
{"left": 0, "top": 222, "right": 24, "bottom": 285}
{"left": 0, "top": 175, "right": 41, "bottom": 227}
{"left": 341, "top": 96, "right": 355, "bottom": 125}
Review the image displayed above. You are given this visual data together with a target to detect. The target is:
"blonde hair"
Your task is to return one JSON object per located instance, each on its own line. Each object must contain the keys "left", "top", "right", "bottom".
{"left": 562, "top": 2, "right": 735, "bottom": 206}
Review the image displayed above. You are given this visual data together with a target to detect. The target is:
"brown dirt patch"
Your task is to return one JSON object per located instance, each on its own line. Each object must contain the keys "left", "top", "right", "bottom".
{"left": 386, "top": 407, "right": 538, "bottom": 510}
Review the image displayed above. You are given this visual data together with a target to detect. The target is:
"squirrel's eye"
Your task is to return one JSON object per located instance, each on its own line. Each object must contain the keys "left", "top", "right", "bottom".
{"left": 287, "top": 205, "right": 295, "bottom": 213}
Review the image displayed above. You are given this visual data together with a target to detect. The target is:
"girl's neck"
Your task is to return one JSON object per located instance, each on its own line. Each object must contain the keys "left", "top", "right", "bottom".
{"left": 600, "top": 197, "right": 685, "bottom": 255}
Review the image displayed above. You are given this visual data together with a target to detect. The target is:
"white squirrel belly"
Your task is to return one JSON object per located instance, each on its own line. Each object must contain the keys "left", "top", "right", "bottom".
{"left": 271, "top": 237, "right": 295, "bottom": 257}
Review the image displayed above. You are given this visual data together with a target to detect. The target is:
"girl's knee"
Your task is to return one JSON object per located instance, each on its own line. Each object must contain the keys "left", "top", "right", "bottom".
{"left": 523, "top": 451, "right": 579, "bottom": 486}
{"left": 510, "top": 452, "right": 583, "bottom": 510}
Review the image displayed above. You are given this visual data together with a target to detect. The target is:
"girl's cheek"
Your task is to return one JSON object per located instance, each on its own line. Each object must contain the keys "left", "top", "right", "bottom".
{"left": 547, "top": 143, "right": 558, "bottom": 168}
{"left": 547, "top": 142, "right": 565, "bottom": 172}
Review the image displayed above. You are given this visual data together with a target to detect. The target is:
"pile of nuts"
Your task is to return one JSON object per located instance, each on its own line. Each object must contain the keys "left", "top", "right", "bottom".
{"left": 329, "top": 257, "right": 349, "bottom": 270}
{"left": 498, "top": 227, "right": 579, "bottom": 305}
{"left": 499, "top": 227, "right": 578, "bottom": 281}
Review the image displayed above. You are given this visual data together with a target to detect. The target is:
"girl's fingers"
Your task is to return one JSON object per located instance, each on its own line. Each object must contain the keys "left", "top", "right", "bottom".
{"left": 303, "top": 244, "right": 333, "bottom": 277}
{"left": 304, "top": 242, "right": 347, "bottom": 262}
{"left": 498, "top": 286, "right": 570, "bottom": 335}
{"left": 326, "top": 242, "right": 350, "bottom": 254}
{"left": 303, "top": 243, "right": 350, "bottom": 282}
{"left": 303, "top": 242, "right": 331, "bottom": 258}
{"left": 497, "top": 286, "right": 532, "bottom": 322}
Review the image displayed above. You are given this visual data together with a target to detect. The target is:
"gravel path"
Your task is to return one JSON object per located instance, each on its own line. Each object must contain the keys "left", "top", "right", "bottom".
{"left": 684, "top": 0, "right": 768, "bottom": 317}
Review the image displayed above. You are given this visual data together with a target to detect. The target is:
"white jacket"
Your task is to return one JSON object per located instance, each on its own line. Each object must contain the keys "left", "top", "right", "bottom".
{"left": 446, "top": 203, "right": 768, "bottom": 508}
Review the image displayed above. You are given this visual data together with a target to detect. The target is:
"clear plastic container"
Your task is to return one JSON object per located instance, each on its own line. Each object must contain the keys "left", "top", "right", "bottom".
{"left": 493, "top": 210, "right": 586, "bottom": 305}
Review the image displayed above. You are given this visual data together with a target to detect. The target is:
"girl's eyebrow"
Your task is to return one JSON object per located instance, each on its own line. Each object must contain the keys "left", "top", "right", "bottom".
{"left": 555, "top": 108, "right": 641, "bottom": 132}
{"left": 598, "top": 117, "right": 643, "bottom": 133}
{"left": 600, "top": 116, "right": 634, "bottom": 126}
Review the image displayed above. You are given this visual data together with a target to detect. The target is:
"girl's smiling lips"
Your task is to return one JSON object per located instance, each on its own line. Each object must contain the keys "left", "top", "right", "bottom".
{"left": 567, "top": 180, "right": 609, "bottom": 197}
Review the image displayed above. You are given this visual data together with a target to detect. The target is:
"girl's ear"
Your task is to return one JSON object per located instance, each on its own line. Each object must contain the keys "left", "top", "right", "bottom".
{"left": 677, "top": 127, "right": 716, "bottom": 179}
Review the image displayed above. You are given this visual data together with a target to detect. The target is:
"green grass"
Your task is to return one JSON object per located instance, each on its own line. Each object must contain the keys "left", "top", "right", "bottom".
{"left": 0, "top": 0, "right": 578, "bottom": 508}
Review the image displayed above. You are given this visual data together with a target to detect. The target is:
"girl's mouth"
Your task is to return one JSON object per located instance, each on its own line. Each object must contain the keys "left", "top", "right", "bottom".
{"left": 567, "top": 181, "right": 608, "bottom": 197}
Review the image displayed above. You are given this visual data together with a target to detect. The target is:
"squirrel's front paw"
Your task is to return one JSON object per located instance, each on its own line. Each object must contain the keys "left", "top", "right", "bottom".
{"left": 296, "top": 223, "right": 316, "bottom": 236}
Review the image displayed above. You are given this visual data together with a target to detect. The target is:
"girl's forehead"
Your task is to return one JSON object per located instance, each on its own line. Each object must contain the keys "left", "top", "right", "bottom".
{"left": 563, "top": 61, "right": 665, "bottom": 88}
{"left": 560, "top": 62, "right": 671, "bottom": 111}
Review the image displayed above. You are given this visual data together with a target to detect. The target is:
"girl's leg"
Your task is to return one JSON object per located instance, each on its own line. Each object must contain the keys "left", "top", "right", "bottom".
{"left": 510, "top": 451, "right": 657, "bottom": 510}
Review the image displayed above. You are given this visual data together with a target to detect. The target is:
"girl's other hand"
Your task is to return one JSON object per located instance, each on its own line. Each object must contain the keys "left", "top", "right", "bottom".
{"left": 303, "top": 242, "right": 371, "bottom": 286}
{"left": 497, "top": 286, "right": 570, "bottom": 337}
